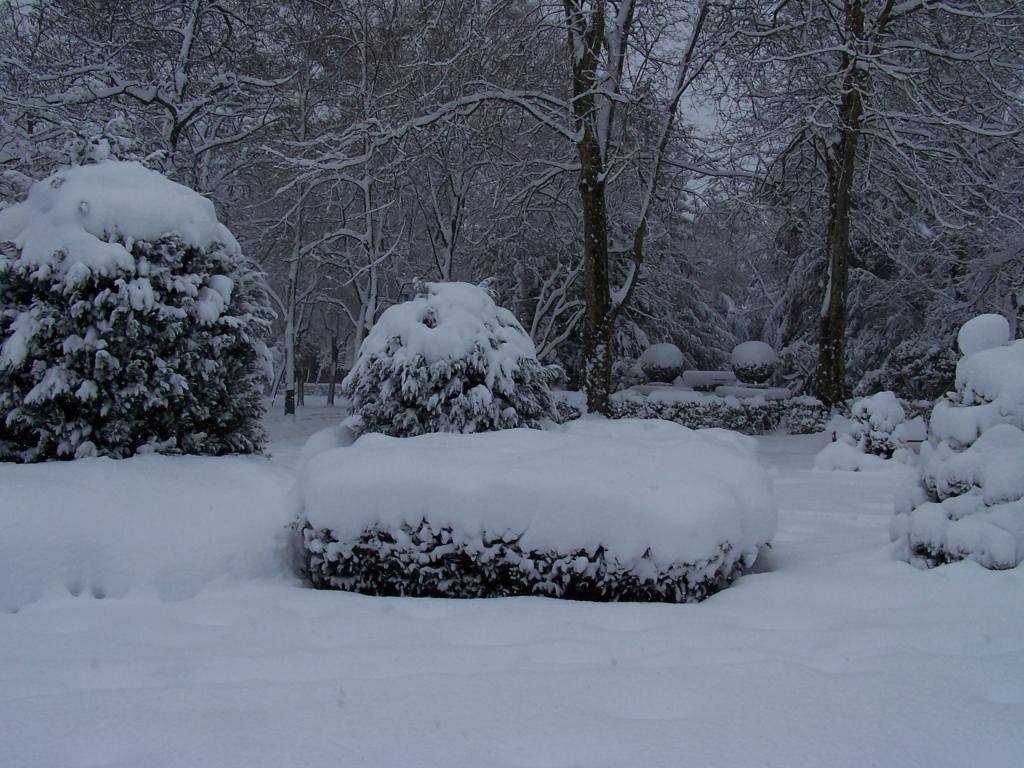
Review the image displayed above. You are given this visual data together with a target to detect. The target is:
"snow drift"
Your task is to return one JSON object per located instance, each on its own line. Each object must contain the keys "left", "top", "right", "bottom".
{"left": 0, "top": 455, "right": 296, "bottom": 612}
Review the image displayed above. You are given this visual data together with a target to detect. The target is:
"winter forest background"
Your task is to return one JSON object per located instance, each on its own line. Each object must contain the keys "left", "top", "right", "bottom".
{"left": 4, "top": 0, "right": 1022, "bottom": 413}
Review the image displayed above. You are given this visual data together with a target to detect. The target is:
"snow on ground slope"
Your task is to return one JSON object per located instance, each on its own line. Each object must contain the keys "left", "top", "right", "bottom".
{"left": 1, "top": 420, "right": 1023, "bottom": 767}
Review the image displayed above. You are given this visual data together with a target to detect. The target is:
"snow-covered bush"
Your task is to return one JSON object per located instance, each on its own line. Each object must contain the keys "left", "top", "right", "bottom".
{"left": 610, "top": 389, "right": 827, "bottom": 435}
{"left": 342, "top": 281, "right": 553, "bottom": 437}
{"left": 611, "top": 357, "right": 648, "bottom": 391}
{"left": 832, "top": 391, "right": 908, "bottom": 458}
{"left": 731, "top": 341, "right": 778, "bottom": 385}
{"left": 891, "top": 314, "right": 1024, "bottom": 569}
{"left": 781, "top": 396, "right": 830, "bottom": 435}
{"left": 296, "top": 420, "right": 777, "bottom": 603}
{"left": 639, "top": 343, "right": 684, "bottom": 383}
{"left": 0, "top": 161, "right": 272, "bottom": 462}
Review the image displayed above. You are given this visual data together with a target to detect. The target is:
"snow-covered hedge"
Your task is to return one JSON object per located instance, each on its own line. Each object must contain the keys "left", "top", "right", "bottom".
{"left": 639, "top": 343, "right": 684, "bottom": 383}
{"left": 342, "top": 281, "right": 553, "bottom": 437}
{"left": 0, "top": 161, "right": 271, "bottom": 462}
{"left": 609, "top": 389, "right": 827, "bottom": 435}
{"left": 296, "top": 420, "right": 777, "bottom": 603}
{"left": 892, "top": 315, "right": 1024, "bottom": 569}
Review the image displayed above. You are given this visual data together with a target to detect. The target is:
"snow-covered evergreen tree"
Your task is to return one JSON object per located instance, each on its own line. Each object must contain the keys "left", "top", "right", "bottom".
{"left": 343, "top": 281, "right": 553, "bottom": 437}
{"left": 0, "top": 161, "right": 272, "bottom": 461}
{"left": 834, "top": 391, "right": 907, "bottom": 458}
{"left": 892, "top": 315, "right": 1024, "bottom": 569}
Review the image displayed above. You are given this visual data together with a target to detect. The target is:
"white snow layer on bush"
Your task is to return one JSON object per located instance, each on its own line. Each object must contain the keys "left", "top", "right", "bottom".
{"left": 347, "top": 281, "right": 535, "bottom": 384}
{"left": 639, "top": 343, "right": 684, "bottom": 369}
{"left": 930, "top": 339, "right": 1024, "bottom": 446}
{"left": 0, "top": 456, "right": 295, "bottom": 612}
{"left": 852, "top": 391, "right": 906, "bottom": 433}
{"left": 957, "top": 313, "right": 1010, "bottom": 356}
{"left": 893, "top": 321, "right": 1024, "bottom": 569}
{"left": 0, "top": 161, "right": 239, "bottom": 288}
{"left": 297, "top": 418, "right": 777, "bottom": 570}
{"left": 731, "top": 340, "right": 777, "bottom": 368}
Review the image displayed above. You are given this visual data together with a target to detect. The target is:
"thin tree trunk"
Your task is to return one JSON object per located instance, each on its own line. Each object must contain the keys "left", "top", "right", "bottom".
{"left": 327, "top": 333, "right": 339, "bottom": 406}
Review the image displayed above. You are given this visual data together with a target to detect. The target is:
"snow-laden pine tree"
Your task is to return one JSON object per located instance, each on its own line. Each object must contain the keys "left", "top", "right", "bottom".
{"left": 343, "top": 281, "right": 553, "bottom": 437}
{"left": 0, "top": 160, "right": 272, "bottom": 461}
{"left": 892, "top": 315, "right": 1024, "bottom": 569}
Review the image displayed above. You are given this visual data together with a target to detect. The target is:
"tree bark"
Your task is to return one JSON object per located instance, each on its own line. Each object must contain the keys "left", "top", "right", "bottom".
{"left": 815, "top": 1, "right": 864, "bottom": 409}
{"left": 327, "top": 333, "right": 339, "bottom": 406}
{"left": 578, "top": 139, "right": 614, "bottom": 414}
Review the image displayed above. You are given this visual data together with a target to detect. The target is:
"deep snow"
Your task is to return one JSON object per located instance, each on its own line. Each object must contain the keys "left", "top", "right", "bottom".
{"left": 1, "top": 407, "right": 1023, "bottom": 767}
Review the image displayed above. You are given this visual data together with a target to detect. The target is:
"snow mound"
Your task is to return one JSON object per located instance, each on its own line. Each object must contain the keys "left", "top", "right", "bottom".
{"left": 0, "top": 161, "right": 238, "bottom": 288}
{"left": 894, "top": 316, "right": 1024, "bottom": 569}
{"left": 814, "top": 440, "right": 889, "bottom": 472}
{"left": 297, "top": 419, "right": 777, "bottom": 601}
{"left": 731, "top": 341, "right": 777, "bottom": 368}
{"left": 957, "top": 313, "right": 1009, "bottom": 356}
{"left": 0, "top": 456, "right": 295, "bottom": 612}
{"left": 342, "top": 281, "right": 552, "bottom": 437}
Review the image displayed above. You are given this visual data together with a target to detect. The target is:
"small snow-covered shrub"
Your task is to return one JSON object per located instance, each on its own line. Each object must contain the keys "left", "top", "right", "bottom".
{"left": 296, "top": 420, "right": 777, "bottom": 603}
{"left": 731, "top": 341, "right": 778, "bottom": 384}
{"left": 639, "top": 343, "right": 684, "bottom": 383}
{"left": 891, "top": 315, "right": 1024, "bottom": 570}
{"left": 342, "top": 281, "right": 553, "bottom": 437}
{"left": 833, "top": 391, "right": 907, "bottom": 458}
{"left": 0, "top": 161, "right": 271, "bottom": 462}
{"left": 814, "top": 441, "right": 889, "bottom": 472}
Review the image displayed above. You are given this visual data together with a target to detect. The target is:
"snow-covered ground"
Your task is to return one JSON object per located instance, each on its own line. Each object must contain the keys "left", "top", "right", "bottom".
{"left": 2, "top": 409, "right": 1023, "bottom": 767}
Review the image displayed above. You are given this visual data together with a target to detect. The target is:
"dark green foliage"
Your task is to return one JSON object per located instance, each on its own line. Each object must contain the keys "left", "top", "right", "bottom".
{"left": 606, "top": 395, "right": 828, "bottom": 435}
{"left": 300, "top": 520, "right": 747, "bottom": 603}
{"left": 0, "top": 236, "right": 272, "bottom": 461}
{"left": 856, "top": 337, "right": 957, "bottom": 402}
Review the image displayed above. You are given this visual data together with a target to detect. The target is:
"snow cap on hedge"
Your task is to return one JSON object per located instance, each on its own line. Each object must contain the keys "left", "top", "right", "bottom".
{"left": 957, "top": 313, "right": 1009, "bottom": 357}
{"left": 350, "top": 280, "right": 537, "bottom": 378}
{"left": 640, "top": 342, "right": 684, "bottom": 369}
{"left": 731, "top": 340, "right": 777, "bottom": 369}
{"left": 0, "top": 161, "right": 239, "bottom": 289}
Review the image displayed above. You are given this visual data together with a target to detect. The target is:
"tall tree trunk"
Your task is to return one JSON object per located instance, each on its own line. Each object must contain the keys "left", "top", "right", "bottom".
{"left": 816, "top": 2, "right": 864, "bottom": 409}
{"left": 579, "top": 154, "right": 614, "bottom": 414}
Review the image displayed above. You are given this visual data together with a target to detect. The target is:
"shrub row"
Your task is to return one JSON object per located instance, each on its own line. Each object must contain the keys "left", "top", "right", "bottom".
{"left": 553, "top": 393, "right": 828, "bottom": 434}
{"left": 300, "top": 520, "right": 752, "bottom": 604}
